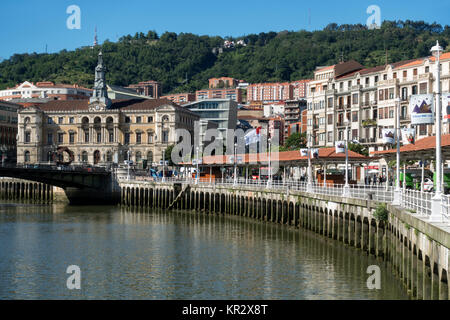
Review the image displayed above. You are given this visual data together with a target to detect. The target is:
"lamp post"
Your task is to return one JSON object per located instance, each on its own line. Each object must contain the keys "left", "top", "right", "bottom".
{"left": 342, "top": 116, "right": 351, "bottom": 197}
{"left": 430, "top": 40, "right": 443, "bottom": 222}
{"left": 162, "top": 148, "right": 166, "bottom": 182}
{"left": 306, "top": 133, "right": 313, "bottom": 192}
{"left": 127, "top": 150, "right": 131, "bottom": 181}
{"left": 266, "top": 138, "right": 272, "bottom": 188}
{"left": 196, "top": 146, "right": 199, "bottom": 185}
{"left": 393, "top": 98, "right": 402, "bottom": 205}
{"left": 233, "top": 143, "right": 238, "bottom": 186}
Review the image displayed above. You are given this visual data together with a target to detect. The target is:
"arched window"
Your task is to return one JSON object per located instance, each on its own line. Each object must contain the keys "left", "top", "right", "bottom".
{"left": 147, "top": 151, "right": 153, "bottom": 163}
{"left": 24, "top": 151, "right": 31, "bottom": 163}
{"left": 106, "top": 151, "right": 113, "bottom": 162}
{"left": 82, "top": 151, "right": 88, "bottom": 163}
{"left": 135, "top": 151, "right": 142, "bottom": 163}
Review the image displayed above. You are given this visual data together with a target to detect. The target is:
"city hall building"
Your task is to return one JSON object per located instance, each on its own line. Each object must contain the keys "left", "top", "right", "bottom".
{"left": 16, "top": 52, "right": 198, "bottom": 167}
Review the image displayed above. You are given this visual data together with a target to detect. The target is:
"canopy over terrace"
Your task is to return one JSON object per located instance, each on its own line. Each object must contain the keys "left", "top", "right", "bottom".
{"left": 372, "top": 134, "right": 450, "bottom": 161}
{"left": 186, "top": 147, "right": 372, "bottom": 168}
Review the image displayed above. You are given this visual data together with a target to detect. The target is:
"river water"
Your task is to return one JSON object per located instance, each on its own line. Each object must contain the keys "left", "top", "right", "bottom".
{"left": 0, "top": 202, "right": 408, "bottom": 300}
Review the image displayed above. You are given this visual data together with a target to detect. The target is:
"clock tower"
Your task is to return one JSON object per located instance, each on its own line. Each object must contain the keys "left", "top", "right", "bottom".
{"left": 89, "top": 51, "right": 112, "bottom": 109}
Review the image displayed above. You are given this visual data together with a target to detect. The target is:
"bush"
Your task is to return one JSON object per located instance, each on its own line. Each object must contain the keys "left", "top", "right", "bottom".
{"left": 373, "top": 203, "right": 389, "bottom": 221}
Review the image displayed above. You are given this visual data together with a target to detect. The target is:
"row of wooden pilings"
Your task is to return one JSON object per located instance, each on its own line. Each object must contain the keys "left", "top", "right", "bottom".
{"left": 0, "top": 178, "right": 53, "bottom": 203}
{"left": 119, "top": 181, "right": 449, "bottom": 300}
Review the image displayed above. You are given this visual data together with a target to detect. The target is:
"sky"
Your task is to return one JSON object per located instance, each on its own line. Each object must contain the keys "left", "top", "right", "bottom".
{"left": 0, "top": 0, "right": 449, "bottom": 60}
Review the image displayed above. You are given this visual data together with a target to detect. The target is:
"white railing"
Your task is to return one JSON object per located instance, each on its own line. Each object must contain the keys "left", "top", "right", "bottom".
{"left": 121, "top": 176, "right": 448, "bottom": 225}
{"left": 401, "top": 189, "right": 432, "bottom": 218}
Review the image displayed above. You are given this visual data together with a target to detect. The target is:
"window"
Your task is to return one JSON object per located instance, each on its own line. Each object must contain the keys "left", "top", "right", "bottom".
{"left": 58, "top": 117, "right": 63, "bottom": 124}
{"left": 69, "top": 117, "right": 74, "bottom": 124}
{"left": 47, "top": 133, "right": 53, "bottom": 145}
{"left": 327, "top": 114, "right": 333, "bottom": 125}
{"left": 136, "top": 116, "right": 142, "bottom": 123}
{"left": 69, "top": 132, "right": 75, "bottom": 144}
{"left": 419, "top": 83, "right": 427, "bottom": 94}
{"left": 25, "top": 132, "right": 31, "bottom": 143}
{"left": 374, "top": 76, "right": 379, "bottom": 83}
{"left": 352, "top": 111, "right": 358, "bottom": 122}
{"left": 84, "top": 131, "right": 89, "bottom": 143}
{"left": 148, "top": 132, "right": 153, "bottom": 143}
{"left": 389, "top": 88, "right": 394, "bottom": 100}
{"left": 109, "top": 131, "right": 114, "bottom": 143}
{"left": 97, "top": 132, "right": 101, "bottom": 143}
{"left": 403, "top": 71, "right": 407, "bottom": 78}
{"left": 401, "top": 87, "right": 408, "bottom": 100}
{"left": 327, "top": 97, "right": 333, "bottom": 108}
{"left": 383, "top": 74, "right": 387, "bottom": 80}
{"left": 125, "top": 116, "right": 131, "bottom": 123}
{"left": 136, "top": 132, "right": 142, "bottom": 144}
{"left": 389, "top": 107, "right": 394, "bottom": 119}
{"left": 419, "top": 124, "right": 427, "bottom": 135}
{"left": 412, "top": 85, "right": 418, "bottom": 95}
{"left": 47, "top": 117, "right": 54, "bottom": 124}
{"left": 124, "top": 132, "right": 130, "bottom": 144}
{"left": 425, "top": 66, "right": 429, "bottom": 73}
{"left": 352, "top": 129, "right": 358, "bottom": 140}
{"left": 352, "top": 94, "right": 358, "bottom": 104}
{"left": 82, "top": 151, "right": 88, "bottom": 162}
{"left": 58, "top": 133, "right": 64, "bottom": 144}
{"left": 148, "top": 116, "right": 153, "bottom": 123}
{"left": 413, "top": 68, "right": 418, "bottom": 76}
{"left": 393, "top": 72, "right": 397, "bottom": 79}
{"left": 162, "top": 130, "right": 169, "bottom": 143}
{"left": 327, "top": 132, "right": 333, "bottom": 142}
{"left": 106, "top": 152, "right": 113, "bottom": 162}
{"left": 24, "top": 151, "right": 30, "bottom": 163}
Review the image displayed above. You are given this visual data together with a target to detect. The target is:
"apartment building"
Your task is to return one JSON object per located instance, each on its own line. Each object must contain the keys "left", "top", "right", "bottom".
{"left": 247, "top": 82, "right": 293, "bottom": 103}
{"left": 126, "top": 80, "right": 162, "bottom": 99}
{"left": 0, "top": 81, "right": 92, "bottom": 102}
{"left": 161, "top": 93, "right": 196, "bottom": 105}
{"left": 195, "top": 88, "right": 243, "bottom": 103}
{"left": 307, "top": 53, "right": 450, "bottom": 155}
{"left": 209, "top": 77, "right": 240, "bottom": 89}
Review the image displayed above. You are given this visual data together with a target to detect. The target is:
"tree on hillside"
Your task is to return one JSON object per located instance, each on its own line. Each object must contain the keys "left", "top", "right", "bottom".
{"left": 280, "top": 132, "right": 307, "bottom": 151}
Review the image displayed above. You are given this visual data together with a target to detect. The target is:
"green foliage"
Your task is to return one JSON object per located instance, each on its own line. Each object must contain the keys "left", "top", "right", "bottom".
{"left": 280, "top": 132, "right": 306, "bottom": 151}
{"left": 164, "top": 144, "right": 175, "bottom": 166}
{"left": 0, "top": 21, "right": 449, "bottom": 94}
{"left": 362, "top": 119, "right": 377, "bottom": 127}
{"left": 348, "top": 142, "right": 368, "bottom": 156}
{"left": 374, "top": 203, "right": 389, "bottom": 222}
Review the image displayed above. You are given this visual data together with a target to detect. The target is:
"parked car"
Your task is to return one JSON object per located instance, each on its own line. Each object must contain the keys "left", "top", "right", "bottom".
{"left": 423, "top": 178, "right": 434, "bottom": 192}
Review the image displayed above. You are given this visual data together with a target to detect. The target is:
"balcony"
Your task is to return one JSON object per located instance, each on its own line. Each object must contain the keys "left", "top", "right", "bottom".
{"left": 351, "top": 85, "right": 362, "bottom": 91}
{"left": 377, "top": 79, "right": 398, "bottom": 87}
{"left": 326, "top": 89, "right": 336, "bottom": 95}
{"left": 400, "top": 114, "right": 410, "bottom": 122}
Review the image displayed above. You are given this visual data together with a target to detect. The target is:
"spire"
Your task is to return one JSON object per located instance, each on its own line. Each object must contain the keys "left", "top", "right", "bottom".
{"left": 90, "top": 51, "right": 111, "bottom": 108}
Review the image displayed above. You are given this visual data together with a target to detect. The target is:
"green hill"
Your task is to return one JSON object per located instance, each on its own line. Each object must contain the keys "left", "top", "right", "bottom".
{"left": 0, "top": 20, "right": 449, "bottom": 94}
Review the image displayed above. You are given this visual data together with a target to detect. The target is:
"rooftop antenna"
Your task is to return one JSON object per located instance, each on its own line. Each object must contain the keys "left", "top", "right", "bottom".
{"left": 94, "top": 26, "right": 98, "bottom": 47}
{"left": 308, "top": 8, "right": 311, "bottom": 28}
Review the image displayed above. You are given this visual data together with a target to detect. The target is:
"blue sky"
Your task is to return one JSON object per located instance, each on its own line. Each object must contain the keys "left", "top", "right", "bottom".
{"left": 0, "top": 0, "right": 449, "bottom": 60}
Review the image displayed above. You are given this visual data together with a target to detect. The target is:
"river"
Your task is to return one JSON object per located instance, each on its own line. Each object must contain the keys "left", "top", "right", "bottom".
{"left": 0, "top": 202, "right": 408, "bottom": 299}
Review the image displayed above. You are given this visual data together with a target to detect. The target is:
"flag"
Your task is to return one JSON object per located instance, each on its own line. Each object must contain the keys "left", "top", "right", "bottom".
{"left": 335, "top": 141, "right": 345, "bottom": 154}
{"left": 409, "top": 94, "right": 434, "bottom": 125}
{"left": 245, "top": 127, "right": 261, "bottom": 145}
{"left": 401, "top": 128, "right": 415, "bottom": 145}
{"left": 382, "top": 128, "right": 395, "bottom": 144}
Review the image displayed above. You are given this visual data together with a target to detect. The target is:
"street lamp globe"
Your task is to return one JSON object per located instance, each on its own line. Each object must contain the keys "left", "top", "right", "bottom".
{"left": 430, "top": 41, "right": 443, "bottom": 58}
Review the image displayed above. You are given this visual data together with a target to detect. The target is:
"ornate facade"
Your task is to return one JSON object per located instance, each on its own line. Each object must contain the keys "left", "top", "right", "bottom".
{"left": 16, "top": 52, "right": 198, "bottom": 167}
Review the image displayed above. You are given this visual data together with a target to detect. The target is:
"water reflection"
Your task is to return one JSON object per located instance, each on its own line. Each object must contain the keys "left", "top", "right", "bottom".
{"left": 0, "top": 202, "right": 408, "bottom": 299}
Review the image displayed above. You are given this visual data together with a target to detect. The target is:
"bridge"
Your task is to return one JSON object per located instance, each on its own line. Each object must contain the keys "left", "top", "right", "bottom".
{"left": 0, "top": 165, "right": 120, "bottom": 205}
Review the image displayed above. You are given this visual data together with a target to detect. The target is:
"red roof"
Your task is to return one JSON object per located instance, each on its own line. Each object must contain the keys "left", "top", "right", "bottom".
{"left": 193, "top": 147, "right": 368, "bottom": 166}
{"left": 372, "top": 134, "right": 450, "bottom": 156}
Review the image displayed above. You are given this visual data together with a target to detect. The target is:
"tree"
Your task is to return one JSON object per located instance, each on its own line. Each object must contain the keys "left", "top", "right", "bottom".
{"left": 348, "top": 142, "right": 368, "bottom": 156}
{"left": 164, "top": 144, "right": 175, "bottom": 166}
{"left": 280, "top": 132, "right": 307, "bottom": 151}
